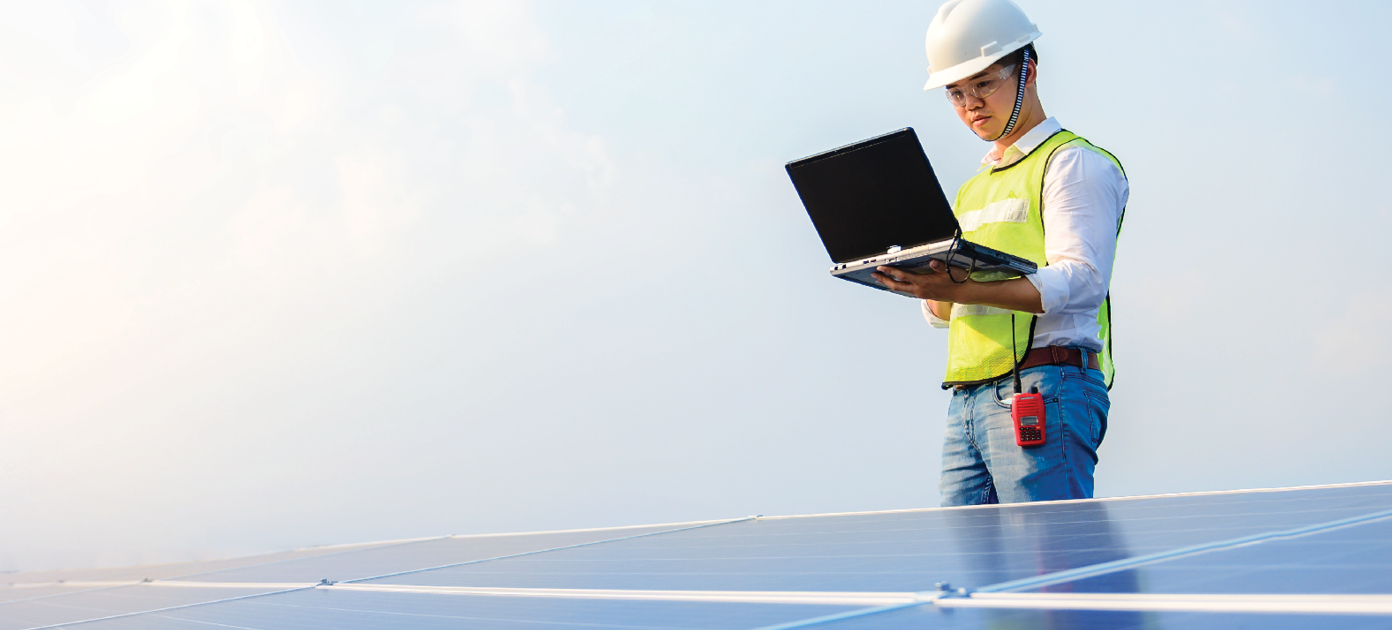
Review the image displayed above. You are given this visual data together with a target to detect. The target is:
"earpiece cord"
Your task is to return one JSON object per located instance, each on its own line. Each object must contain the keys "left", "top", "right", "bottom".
{"left": 992, "top": 48, "right": 1030, "bottom": 143}
{"left": 992, "top": 48, "right": 1031, "bottom": 394}
{"left": 1011, "top": 313, "right": 1023, "bottom": 395}
{"left": 944, "top": 230, "right": 977, "bottom": 284}
{"left": 964, "top": 44, "right": 1027, "bottom": 390}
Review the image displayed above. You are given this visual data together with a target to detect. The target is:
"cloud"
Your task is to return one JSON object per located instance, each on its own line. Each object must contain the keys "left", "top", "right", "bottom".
{"left": 455, "top": 0, "right": 549, "bottom": 76}
{"left": 336, "top": 148, "right": 422, "bottom": 255}
{"left": 1311, "top": 288, "right": 1392, "bottom": 373}
{"left": 0, "top": 0, "right": 625, "bottom": 570}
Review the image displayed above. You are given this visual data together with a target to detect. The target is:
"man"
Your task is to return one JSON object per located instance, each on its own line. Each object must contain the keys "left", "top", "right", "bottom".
{"left": 872, "top": 0, "right": 1129, "bottom": 506}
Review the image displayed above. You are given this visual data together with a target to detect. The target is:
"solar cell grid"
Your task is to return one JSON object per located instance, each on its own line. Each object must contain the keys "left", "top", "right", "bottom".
{"left": 0, "top": 584, "right": 294, "bottom": 630}
{"left": 355, "top": 505, "right": 1132, "bottom": 592}
{"left": 0, "top": 585, "right": 109, "bottom": 605}
{"left": 3, "top": 483, "right": 1389, "bottom": 629}
{"left": 1043, "top": 483, "right": 1392, "bottom": 555}
{"left": 805, "top": 600, "right": 1392, "bottom": 630}
{"left": 362, "top": 485, "right": 1392, "bottom": 594}
{"left": 177, "top": 523, "right": 701, "bottom": 584}
{"left": 0, "top": 541, "right": 401, "bottom": 585}
{"left": 1033, "top": 515, "right": 1392, "bottom": 596}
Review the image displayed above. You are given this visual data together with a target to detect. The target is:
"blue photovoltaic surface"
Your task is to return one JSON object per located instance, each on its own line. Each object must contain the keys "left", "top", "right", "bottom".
{"left": 177, "top": 524, "right": 690, "bottom": 584}
{"left": 0, "top": 541, "right": 399, "bottom": 585}
{"left": 4, "top": 484, "right": 1391, "bottom": 629}
{"left": 0, "top": 586, "right": 97, "bottom": 605}
{"left": 49, "top": 588, "right": 860, "bottom": 630}
{"left": 1026, "top": 515, "right": 1392, "bottom": 595}
{"left": 0, "top": 584, "right": 292, "bottom": 630}
{"left": 361, "top": 484, "right": 1392, "bottom": 593}
{"left": 811, "top": 601, "right": 1392, "bottom": 630}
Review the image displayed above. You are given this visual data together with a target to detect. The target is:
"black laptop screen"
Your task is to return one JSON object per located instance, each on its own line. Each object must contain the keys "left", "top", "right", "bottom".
{"left": 786, "top": 128, "right": 959, "bottom": 263}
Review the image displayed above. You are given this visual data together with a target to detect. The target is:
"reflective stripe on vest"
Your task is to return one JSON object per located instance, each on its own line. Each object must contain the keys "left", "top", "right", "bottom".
{"left": 943, "top": 130, "right": 1125, "bottom": 389}
{"left": 956, "top": 198, "right": 1030, "bottom": 232}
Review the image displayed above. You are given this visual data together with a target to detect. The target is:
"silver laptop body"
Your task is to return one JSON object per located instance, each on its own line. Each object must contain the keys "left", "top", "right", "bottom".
{"left": 786, "top": 127, "right": 1036, "bottom": 298}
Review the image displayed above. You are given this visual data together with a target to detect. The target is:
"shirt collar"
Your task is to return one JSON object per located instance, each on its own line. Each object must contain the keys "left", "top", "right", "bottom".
{"left": 982, "top": 117, "right": 1062, "bottom": 168}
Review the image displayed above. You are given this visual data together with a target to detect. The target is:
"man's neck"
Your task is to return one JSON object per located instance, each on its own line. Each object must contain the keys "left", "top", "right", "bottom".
{"left": 988, "top": 100, "right": 1046, "bottom": 162}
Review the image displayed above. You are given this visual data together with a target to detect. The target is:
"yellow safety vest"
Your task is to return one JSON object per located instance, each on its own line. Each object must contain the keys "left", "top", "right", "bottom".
{"left": 943, "top": 129, "right": 1125, "bottom": 388}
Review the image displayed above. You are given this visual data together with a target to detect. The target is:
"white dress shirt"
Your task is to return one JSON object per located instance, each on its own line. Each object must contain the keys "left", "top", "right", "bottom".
{"left": 921, "top": 117, "right": 1129, "bottom": 353}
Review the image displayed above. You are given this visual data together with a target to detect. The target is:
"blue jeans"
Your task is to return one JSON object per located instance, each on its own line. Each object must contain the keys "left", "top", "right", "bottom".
{"left": 939, "top": 359, "right": 1109, "bottom": 506}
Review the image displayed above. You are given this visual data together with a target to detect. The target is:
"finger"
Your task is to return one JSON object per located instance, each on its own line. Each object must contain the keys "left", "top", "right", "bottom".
{"left": 928, "top": 259, "right": 943, "bottom": 272}
{"left": 872, "top": 273, "right": 913, "bottom": 293}
{"left": 873, "top": 270, "right": 903, "bottom": 284}
{"left": 877, "top": 266, "right": 910, "bottom": 281}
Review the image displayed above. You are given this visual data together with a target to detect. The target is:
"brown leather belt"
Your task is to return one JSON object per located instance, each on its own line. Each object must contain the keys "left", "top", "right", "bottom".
{"left": 1019, "top": 346, "right": 1100, "bottom": 371}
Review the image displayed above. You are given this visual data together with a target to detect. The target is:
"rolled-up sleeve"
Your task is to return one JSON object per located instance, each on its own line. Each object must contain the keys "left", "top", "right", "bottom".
{"left": 922, "top": 300, "right": 951, "bottom": 328}
{"left": 1028, "top": 145, "right": 1128, "bottom": 315}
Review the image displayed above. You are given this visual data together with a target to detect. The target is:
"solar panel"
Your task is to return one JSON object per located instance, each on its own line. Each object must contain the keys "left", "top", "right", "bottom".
{"left": 1025, "top": 516, "right": 1392, "bottom": 595}
{"left": 2, "top": 482, "right": 1389, "bottom": 629}
{"left": 54, "top": 589, "right": 859, "bottom": 630}
{"left": 356, "top": 483, "right": 1392, "bottom": 593}
{"left": 0, "top": 587, "right": 87, "bottom": 605}
{"left": 0, "top": 540, "right": 405, "bottom": 585}
{"left": 778, "top": 600, "right": 1392, "bottom": 630}
{"left": 174, "top": 523, "right": 692, "bottom": 584}
{"left": 0, "top": 584, "right": 292, "bottom": 630}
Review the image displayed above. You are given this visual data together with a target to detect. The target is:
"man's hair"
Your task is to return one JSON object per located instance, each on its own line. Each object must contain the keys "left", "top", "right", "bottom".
{"left": 996, "top": 43, "right": 1039, "bottom": 71}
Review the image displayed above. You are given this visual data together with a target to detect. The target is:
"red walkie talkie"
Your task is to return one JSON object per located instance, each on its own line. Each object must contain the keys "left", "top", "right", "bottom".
{"left": 1009, "top": 315, "right": 1046, "bottom": 447}
{"left": 1012, "top": 386, "right": 1046, "bottom": 446}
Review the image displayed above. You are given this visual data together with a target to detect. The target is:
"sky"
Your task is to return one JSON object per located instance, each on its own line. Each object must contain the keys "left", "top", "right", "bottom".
{"left": 2, "top": 0, "right": 1390, "bottom": 572}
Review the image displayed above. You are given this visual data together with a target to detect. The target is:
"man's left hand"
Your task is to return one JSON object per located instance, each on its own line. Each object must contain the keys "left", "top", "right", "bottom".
{"left": 871, "top": 260, "right": 966, "bottom": 300}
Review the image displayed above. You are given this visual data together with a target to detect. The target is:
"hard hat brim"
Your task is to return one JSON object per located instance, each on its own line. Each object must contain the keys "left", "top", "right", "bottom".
{"left": 922, "top": 31, "right": 1039, "bottom": 91}
{"left": 923, "top": 55, "right": 1002, "bottom": 91}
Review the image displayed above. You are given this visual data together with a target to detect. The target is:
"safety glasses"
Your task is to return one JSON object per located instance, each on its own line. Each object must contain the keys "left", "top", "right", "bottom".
{"left": 944, "top": 63, "right": 1018, "bottom": 107}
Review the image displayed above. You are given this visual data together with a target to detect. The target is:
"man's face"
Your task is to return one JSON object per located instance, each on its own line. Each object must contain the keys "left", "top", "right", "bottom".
{"left": 946, "top": 63, "right": 1021, "bottom": 142}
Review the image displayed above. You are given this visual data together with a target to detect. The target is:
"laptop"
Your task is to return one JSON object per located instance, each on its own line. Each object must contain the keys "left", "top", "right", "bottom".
{"left": 786, "top": 128, "right": 1036, "bottom": 298}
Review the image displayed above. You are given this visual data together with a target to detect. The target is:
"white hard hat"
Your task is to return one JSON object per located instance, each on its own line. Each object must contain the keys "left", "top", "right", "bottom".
{"left": 923, "top": 0, "right": 1041, "bottom": 91}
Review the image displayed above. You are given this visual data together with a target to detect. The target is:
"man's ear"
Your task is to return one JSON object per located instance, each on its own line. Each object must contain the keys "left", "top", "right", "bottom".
{"left": 1023, "top": 58, "right": 1039, "bottom": 88}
